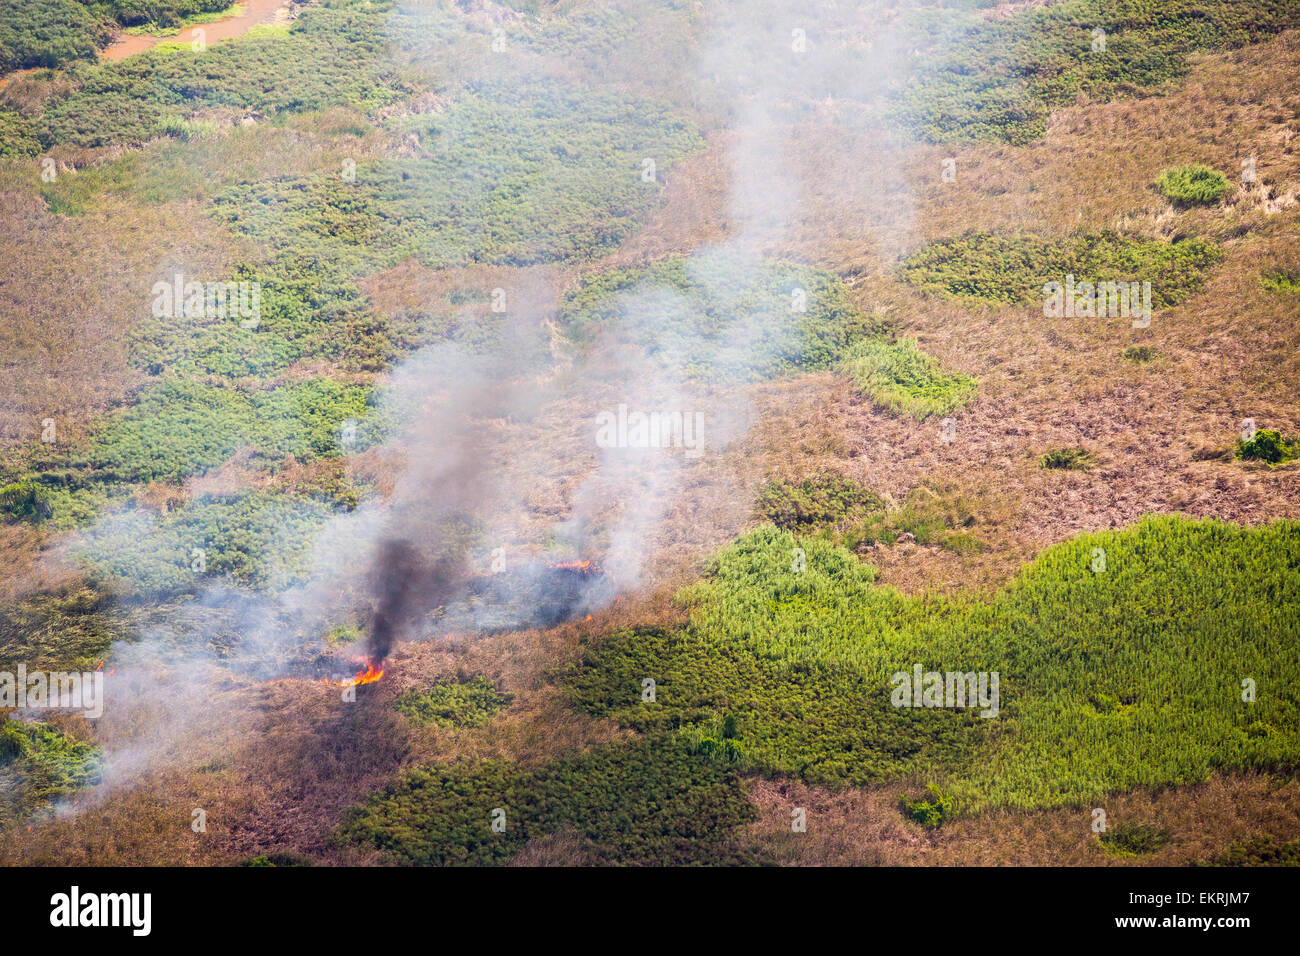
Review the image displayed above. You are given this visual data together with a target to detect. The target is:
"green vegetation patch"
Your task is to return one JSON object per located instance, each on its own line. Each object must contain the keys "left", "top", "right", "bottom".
{"left": 1236, "top": 429, "right": 1299, "bottom": 466}
{"left": 0, "top": 718, "right": 101, "bottom": 827}
{"left": 559, "top": 253, "right": 882, "bottom": 382}
{"left": 891, "top": 0, "right": 1300, "bottom": 145}
{"left": 337, "top": 736, "right": 759, "bottom": 865}
{"left": 1261, "top": 269, "right": 1300, "bottom": 295}
{"left": 1099, "top": 822, "right": 1172, "bottom": 856}
{"left": 1122, "top": 345, "right": 1157, "bottom": 363}
{"left": 22, "top": 0, "right": 403, "bottom": 150}
{"left": 845, "top": 483, "right": 987, "bottom": 555}
{"left": 71, "top": 490, "right": 336, "bottom": 594}
{"left": 0, "top": 586, "right": 123, "bottom": 672}
{"left": 1040, "top": 446, "right": 1097, "bottom": 471}
{"left": 1155, "top": 164, "right": 1231, "bottom": 205}
{"left": 754, "top": 472, "right": 885, "bottom": 530}
{"left": 840, "top": 337, "right": 977, "bottom": 420}
{"left": 900, "top": 785, "right": 954, "bottom": 829}
{"left": 395, "top": 676, "right": 513, "bottom": 728}
{"left": 1205, "top": 835, "right": 1300, "bottom": 867}
{"left": 215, "top": 78, "right": 702, "bottom": 274}
{"left": 901, "top": 232, "right": 1223, "bottom": 309}
{"left": 568, "top": 516, "right": 1300, "bottom": 814}
{"left": 23, "top": 376, "right": 385, "bottom": 495}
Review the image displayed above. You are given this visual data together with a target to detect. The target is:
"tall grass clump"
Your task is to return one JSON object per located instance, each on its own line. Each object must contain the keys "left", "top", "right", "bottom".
{"left": 840, "top": 337, "right": 977, "bottom": 420}
{"left": 1155, "top": 165, "right": 1231, "bottom": 205}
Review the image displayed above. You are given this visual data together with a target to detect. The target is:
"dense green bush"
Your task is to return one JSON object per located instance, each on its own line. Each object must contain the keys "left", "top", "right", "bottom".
{"left": 1236, "top": 429, "right": 1298, "bottom": 465}
{"left": 900, "top": 784, "right": 954, "bottom": 828}
{"left": 754, "top": 472, "right": 885, "bottom": 530}
{"left": 901, "top": 232, "right": 1223, "bottom": 308}
{"left": 1155, "top": 165, "right": 1231, "bottom": 205}
{"left": 337, "top": 736, "right": 759, "bottom": 865}
{"left": 568, "top": 516, "right": 1300, "bottom": 813}
{"left": 395, "top": 676, "right": 513, "bottom": 728}
{"left": 840, "top": 337, "right": 977, "bottom": 420}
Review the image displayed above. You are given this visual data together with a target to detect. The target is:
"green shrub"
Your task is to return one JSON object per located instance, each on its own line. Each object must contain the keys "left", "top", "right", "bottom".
{"left": 900, "top": 785, "right": 953, "bottom": 828}
{"left": 754, "top": 473, "right": 885, "bottom": 530}
{"left": 1260, "top": 269, "right": 1300, "bottom": 295}
{"left": 1040, "top": 447, "right": 1097, "bottom": 470}
{"left": 1155, "top": 165, "right": 1231, "bottom": 205}
{"left": 1122, "top": 345, "right": 1157, "bottom": 363}
{"left": 337, "top": 736, "right": 759, "bottom": 866}
{"left": 394, "top": 676, "right": 513, "bottom": 728}
{"left": 1099, "top": 822, "right": 1171, "bottom": 856}
{"left": 0, "top": 479, "right": 52, "bottom": 522}
{"left": 840, "top": 337, "right": 977, "bottom": 420}
{"left": 901, "top": 232, "right": 1223, "bottom": 308}
{"left": 1236, "top": 429, "right": 1298, "bottom": 465}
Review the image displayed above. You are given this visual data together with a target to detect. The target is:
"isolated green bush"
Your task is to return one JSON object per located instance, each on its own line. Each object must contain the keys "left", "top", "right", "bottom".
{"left": 1236, "top": 429, "right": 1298, "bottom": 465}
{"left": 840, "top": 337, "right": 977, "bottom": 420}
{"left": 1155, "top": 164, "right": 1230, "bottom": 205}
{"left": 1040, "top": 447, "right": 1097, "bottom": 470}
{"left": 900, "top": 785, "right": 954, "bottom": 828}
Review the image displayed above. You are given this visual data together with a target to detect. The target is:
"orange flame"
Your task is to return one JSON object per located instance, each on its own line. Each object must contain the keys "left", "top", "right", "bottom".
{"left": 329, "top": 661, "right": 385, "bottom": 688}
{"left": 549, "top": 560, "right": 592, "bottom": 571}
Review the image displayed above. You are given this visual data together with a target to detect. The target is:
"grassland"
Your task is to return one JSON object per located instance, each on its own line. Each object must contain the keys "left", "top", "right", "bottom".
{"left": 0, "top": 0, "right": 1297, "bottom": 868}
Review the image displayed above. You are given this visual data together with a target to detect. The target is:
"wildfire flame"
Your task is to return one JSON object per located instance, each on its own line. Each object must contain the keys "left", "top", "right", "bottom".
{"left": 329, "top": 661, "right": 385, "bottom": 688}
{"left": 549, "top": 560, "right": 593, "bottom": 571}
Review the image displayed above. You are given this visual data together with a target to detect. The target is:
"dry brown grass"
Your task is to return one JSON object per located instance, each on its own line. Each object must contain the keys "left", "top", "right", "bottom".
{"left": 741, "top": 772, "right": 1300, "bottom": 866}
